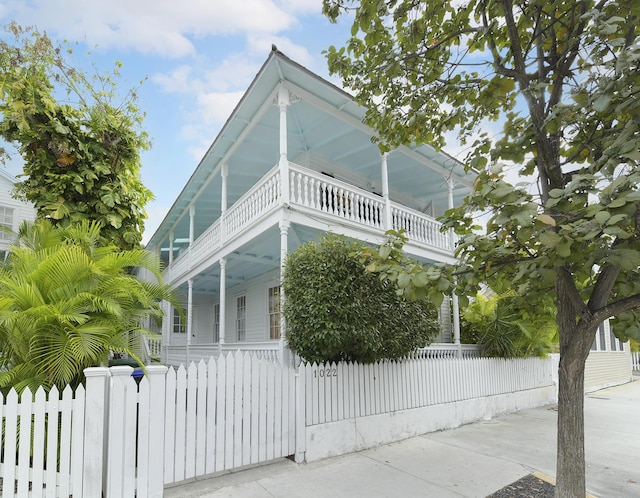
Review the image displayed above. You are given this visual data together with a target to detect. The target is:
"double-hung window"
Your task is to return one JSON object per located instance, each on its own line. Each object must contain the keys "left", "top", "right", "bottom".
{"left": 236, "top": 296, "right": 246, "bottom": 341}
{"left": 268, "top": 286, "right": 281, "bottom": 340}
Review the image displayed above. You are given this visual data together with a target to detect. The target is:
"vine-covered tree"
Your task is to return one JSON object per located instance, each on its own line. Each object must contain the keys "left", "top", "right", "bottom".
{"left": 0, "top": 23, "right": 152, "bottom": 249}
{"left": 323, "top": 1, "right": 640, "bottom": 496}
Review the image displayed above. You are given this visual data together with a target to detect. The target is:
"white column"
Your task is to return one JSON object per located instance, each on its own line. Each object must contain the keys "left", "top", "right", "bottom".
{"left": 168, "top": 231, "right": 174, "bottom": 264}
{"left": 381, "top": 153, "right": 391, "bottom": 230}
{"left": 279, "top": 220, "right": 290, "bottom": 365}
{"left": 220, "top": 163, "right": 228, "bottom": 247}
{"left": 189, "top": 205, "right": 195, "bottom": 245}
{"left": 278, "top": 85, "right": 290, "bottom": 205}
{"left": 218, "top": 257, "right": 227, "bottom": 353}
{"left": 447, "top": 177, "right": 461, "bottom": 349}
{"left": 187, "top": 278, "right": 193, "bottom": 365}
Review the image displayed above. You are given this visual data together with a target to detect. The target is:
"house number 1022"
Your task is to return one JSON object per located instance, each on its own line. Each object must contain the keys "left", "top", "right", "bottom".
{"left": 313, "top": 368, "right": 338, "bottom": 378}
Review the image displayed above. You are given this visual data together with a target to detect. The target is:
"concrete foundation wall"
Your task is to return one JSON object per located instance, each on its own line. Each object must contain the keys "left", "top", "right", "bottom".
{"left": 305, "top": 385, "right": 557, "bottom": 462}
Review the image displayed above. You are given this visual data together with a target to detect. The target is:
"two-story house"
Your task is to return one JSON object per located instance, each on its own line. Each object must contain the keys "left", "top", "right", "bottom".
{"left": 144, "top": 48, "right": 477, "bottom": 367}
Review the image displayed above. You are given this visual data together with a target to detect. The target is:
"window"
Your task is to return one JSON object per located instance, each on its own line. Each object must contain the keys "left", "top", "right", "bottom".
{"left": 236, "top": 296, "right": 246, "bottom": 341}
{"left": 268, "top": 286, "right": 281, "bottom": 340}
{"left": 213, "top": 303, "right": 220, "bottom": 342}
{"left": 598, "top": 323, "right": 606, "bottom": 351}
{"left": 0, "top": 207, "right": 14, "bottom": 241}
{"left": 173, "top": 307, "right": 185, "bottom": 333}
{"left": 609, "top": 329, "right": 617, "bottom": 351}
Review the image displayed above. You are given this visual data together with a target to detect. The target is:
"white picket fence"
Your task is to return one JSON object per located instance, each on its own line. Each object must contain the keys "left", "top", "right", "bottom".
{"left": 0, "top": 353, "right": 558, "bottom": 497}
{"left": 303, "top": 357, "right": 552, "bottom": 426}
{"left": 633, "top": 351, "right": 640, "bottom": 371}
{"left": 0, "top": 385, "right": 86, "bottom": 498}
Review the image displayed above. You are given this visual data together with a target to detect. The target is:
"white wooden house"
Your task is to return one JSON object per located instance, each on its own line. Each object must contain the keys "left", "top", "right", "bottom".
{"left": 0, "top": 169, "right": 36, "bottom": 260}
{"left": 143, "top": 48, "right": 477, "bottom": 367}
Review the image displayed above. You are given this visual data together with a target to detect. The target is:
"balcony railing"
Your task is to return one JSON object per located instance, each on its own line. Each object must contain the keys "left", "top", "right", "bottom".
{"left": 288, "top": 164, "right": 451, "bottom": 251}
{"left": 165, "top": 162, "right": 452, "bottom": 282}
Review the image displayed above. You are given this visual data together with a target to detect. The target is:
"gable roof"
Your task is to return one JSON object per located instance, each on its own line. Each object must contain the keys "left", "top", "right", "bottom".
{"left": 147, "top": 48, "right": 474, "bottom": 250}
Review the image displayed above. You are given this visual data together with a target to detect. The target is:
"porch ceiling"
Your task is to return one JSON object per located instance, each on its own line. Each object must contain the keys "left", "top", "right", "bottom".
{"left": 179, "top": 223, "right": 445, "bottom": 297}
{"left": 148, "top": 49, "right": 474, "bottom": 253}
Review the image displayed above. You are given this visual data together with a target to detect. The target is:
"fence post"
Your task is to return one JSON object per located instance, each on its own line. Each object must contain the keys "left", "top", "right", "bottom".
{"left": 294, "top": 367, "right": 306, "bottom": 463}
{"left": 105, "top": 366, "right": 134, "bottom": 498}
{"left": 82, "top": 367, "right": 111, "bottom": 498}
{"left": 146, "top": 365, "right": 168, "bottom": 498}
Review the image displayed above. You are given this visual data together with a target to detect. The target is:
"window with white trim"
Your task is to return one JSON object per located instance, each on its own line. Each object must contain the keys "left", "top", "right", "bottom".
{"left": 0, "top": 207, "right": 14, "bottom": 241}
{"left": 268, "top": 286, "right": 281, "bottom": 340}
{"left": 598, "top": 323, "right": 606, "bottom": 351}
{"left": 214, "top": 303, "right": 220, "bottom": 342}
{"left": 173, "top": 307, "right": 185, "bottom": 333}
{"left": 236, "top": 295, "right": 246, "bottom": 341}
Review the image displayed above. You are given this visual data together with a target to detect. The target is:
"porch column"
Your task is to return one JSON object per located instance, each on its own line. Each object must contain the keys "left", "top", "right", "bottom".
{"left": 220, "top": 162, "right": 228, "bottom": 247}
{"left": 187, "top": 278, "right": 193, "bottom": 365}
{"left": 169, "top": 230, "right": 174, "bottom": 264}
{"left": 381, "top": 153, "right": 392, "bottom": 230}
{"left": 218, "top": 257, "right": 227, "bottom": 354}
{"left": 279, "top": 219, "right": 290, "bottom": 366}
{"left": 189, "top": 205, "right": 195, "bottom": 245}
{"left": 278, "top": 85, "right": 290, "bottom": 206}
{"left": 162, "top": 300, "right": 170, "bottom": 363}
{"left": 447, "top": 177, "right": 461, "bottom": 350}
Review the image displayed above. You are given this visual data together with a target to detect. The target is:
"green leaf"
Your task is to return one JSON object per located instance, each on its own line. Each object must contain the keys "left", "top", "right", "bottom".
{"left": 539, "top": 231, "right": 561, "bottom": 248}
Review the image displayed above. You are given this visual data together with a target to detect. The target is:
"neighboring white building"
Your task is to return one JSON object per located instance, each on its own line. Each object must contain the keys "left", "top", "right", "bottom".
{"left": 0, "top": 169, "right": 36, "bottom": 260}
{"left": 585, "top": 320, "right": 633, "bottom": 392}
{"left": 144, "top": 48, "right": 476, "bottom": 366}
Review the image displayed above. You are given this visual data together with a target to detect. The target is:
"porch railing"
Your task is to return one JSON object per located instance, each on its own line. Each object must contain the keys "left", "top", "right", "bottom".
{"left": 165, "top": 162, "right": 453, "bottom": 283}
{"left": 289, "top": 163, "right": 452, "bottom": 252}
{"left": 414, "top": 343, "right": 480, "bottom": 359}
{"left": 289, "top": 165, "right": 385, "bottom": 230}
{"left": 163, "top": 342, "right": 280, "bottom": 367}
{"left": 162, "top": 342, "right": 478, "bottom": 367}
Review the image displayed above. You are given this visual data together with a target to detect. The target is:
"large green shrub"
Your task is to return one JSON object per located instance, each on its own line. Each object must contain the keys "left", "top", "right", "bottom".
{"left": 283, "top": 234, "right": 438, "bottom": 364}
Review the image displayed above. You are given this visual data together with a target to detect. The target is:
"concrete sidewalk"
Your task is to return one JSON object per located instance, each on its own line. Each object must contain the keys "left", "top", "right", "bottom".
{"left": 165, "top": 380, "right": 640, "bottom": 498}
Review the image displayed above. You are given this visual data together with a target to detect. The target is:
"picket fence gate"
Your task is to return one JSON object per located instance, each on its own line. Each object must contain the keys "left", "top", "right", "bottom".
{"left": 162, "top": 354, "right": 301, "bottom": 486}
{"left": 633, "top": 351, "right": 640, "bottom": 371}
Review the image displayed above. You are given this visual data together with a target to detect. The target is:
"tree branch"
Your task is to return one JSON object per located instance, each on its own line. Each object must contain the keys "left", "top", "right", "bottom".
{"left": 593, "top": 293, "right": 640, "bottom": 324}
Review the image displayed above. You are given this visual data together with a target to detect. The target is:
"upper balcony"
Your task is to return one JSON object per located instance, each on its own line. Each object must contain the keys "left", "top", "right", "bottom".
{"left": 163, "top": 162, "right": 454, "bottom": 284}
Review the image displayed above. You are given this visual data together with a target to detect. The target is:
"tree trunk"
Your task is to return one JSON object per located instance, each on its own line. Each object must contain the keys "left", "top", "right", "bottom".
{"left": 555, "top": 277, "right": 597, "bottom": 498}
{"left": 555, "top": 347, "right": 587, "bottom": 498}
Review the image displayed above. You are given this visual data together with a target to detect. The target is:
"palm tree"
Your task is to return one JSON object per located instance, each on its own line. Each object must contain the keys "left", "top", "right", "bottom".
{"left": 0, "top": 219, "right": 180, "bottom": 393}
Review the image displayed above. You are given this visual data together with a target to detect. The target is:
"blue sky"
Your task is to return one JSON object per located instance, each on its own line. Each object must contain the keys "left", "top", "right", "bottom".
{"left": 0, "top": 0, "right": 360, "bottom": 243}
{"left": 0, "top": 0, "right": 477, "bottom": 243}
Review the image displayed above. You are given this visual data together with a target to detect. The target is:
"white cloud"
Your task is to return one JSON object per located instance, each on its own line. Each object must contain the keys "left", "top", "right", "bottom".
{"left": 5, "top": 0, "right": 299, "bottom": 58}
{"left": 197, "top": 91, "right": 245, "bottom": 125}
{"left": 247, "top": 34, "right": 313, "bottom": 65}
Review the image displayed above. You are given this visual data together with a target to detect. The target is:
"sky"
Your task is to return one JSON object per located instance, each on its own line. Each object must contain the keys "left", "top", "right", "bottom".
{"left": 0, "top": 0, "right": 479, "bottom": 244}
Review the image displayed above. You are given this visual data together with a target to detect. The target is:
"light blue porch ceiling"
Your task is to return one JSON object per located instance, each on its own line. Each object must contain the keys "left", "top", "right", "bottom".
{"left": 147, "top": 48, "right": 474, "bottom": 254}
